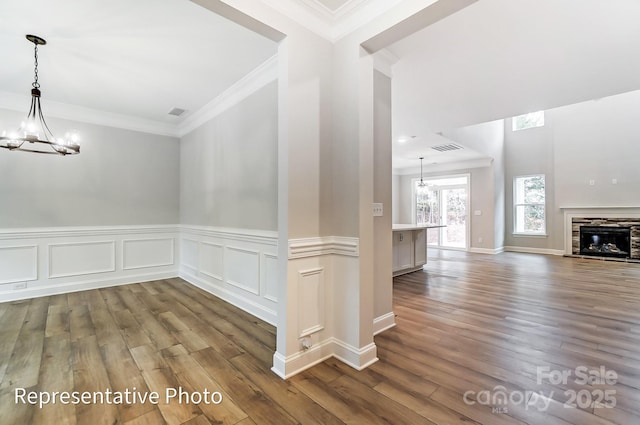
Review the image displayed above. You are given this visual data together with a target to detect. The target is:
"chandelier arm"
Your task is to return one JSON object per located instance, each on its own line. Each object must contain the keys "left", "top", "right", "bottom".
{"left": 27, "top": 96, "right": 37, "bottom": 121}
{"left": 36, "top": 98, "right": 55, "bottom": 142}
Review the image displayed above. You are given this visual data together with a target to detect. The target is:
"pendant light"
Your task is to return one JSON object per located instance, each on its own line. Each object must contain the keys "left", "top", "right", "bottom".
{"left": 418, "top": 156, "right": 426, "bottom": 187}
{"left": 0, "top": 35, "right": 80, "bottom": 155}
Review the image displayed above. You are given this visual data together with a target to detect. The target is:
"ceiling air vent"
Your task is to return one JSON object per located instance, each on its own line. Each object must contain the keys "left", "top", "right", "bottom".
{"left": 431, "top": 143, "right": 463, "bottom": 152}
{"left": 168, "top": 107, "right": 187, "bottom": 117}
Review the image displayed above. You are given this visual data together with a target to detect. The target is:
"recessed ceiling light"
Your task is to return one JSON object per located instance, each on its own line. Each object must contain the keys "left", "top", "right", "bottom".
{"left": 397, "top": 135, "right": 417, "bottom": 143}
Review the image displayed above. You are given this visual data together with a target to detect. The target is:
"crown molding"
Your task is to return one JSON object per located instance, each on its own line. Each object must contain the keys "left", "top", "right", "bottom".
{"left": 0, "top": 54, "right": 279, "bottom": 139}
{"left": 331, "top": 0, "right": 370, "bottom": 18}
{"left": 330, "top": 0, "right": 406, "bottom": 41}
{"left": 177, "top": 54, "right": 278, "bottom": 137}
{"left": 393, "top": 157, "right": 494, "bottom": 175}
{"left": 259, "top": 0, "right": 405, "bottom": 42}
{"left": 0, "top": 91, "right": 179, "bottom": 138}
{"left": 259, "top": 0, "right": 335, "bottom": 39}
{"left": 298, "top": 0, "right": 341, "bottom": 19}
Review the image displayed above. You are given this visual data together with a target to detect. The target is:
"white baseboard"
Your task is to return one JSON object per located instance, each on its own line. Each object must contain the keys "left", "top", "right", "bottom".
{"left": 271, "top": 338, "right": 335, "bottom": 379}
{"left": 373, "top": 311, "right": 396, "bottom": 335}
{"left": 504, "top": 246, "right": 564, "bottom": 256}
{"left": 0, "top": 271, "right": 177, "bottom": 303}
{"left": 468, "top": 246, "right": 505, "bottom": 255}
{"left": 271, "top": 337, "right": 378, "bottom": 379}
{"left": 178, "top": 225, "right": 279, "bottom": 326}
{"left": 0, "top": 224, "right": 278, "bottom": 323}
{"left": 180, "top": 269, "right": 277, "bottom": 326}
{"left": 0, "top": 225, "right": 179, "bottom": 303}
{"left": 333, "top": 339, "right": 378, "bottom": 371}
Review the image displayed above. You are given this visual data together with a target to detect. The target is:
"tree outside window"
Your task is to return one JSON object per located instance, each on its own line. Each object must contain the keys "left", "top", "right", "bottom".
{"left": 512, "top": 111, "right": 544, "bottom": 131}
{"left": 514, "top": 175, "right": 545, "bottom": 234}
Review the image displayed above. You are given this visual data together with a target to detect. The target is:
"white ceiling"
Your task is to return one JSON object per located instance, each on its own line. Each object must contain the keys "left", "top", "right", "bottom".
{"left": 389, "top": 0, "right": 640, "bottom": 170}
{"left": 312, "top": 0, "right": 355, "bottom": 12}
{"left": 4, "top": 0, "right": 638, "bottom": 170}
{"left": 0, "top": 0, "right": 277, "bottom": 134}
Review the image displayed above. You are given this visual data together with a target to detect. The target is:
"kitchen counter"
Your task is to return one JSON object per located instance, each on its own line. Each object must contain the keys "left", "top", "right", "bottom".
{"left": 392, "top": 224, "right": 445, "bottom": 277}
{"left": 392, "top": 224, "right": 445, "bottom": 231}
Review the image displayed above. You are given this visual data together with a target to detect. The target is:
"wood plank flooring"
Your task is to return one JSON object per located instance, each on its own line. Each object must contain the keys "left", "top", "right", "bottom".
{"left": 1, "top": 250, "right": 639, "bottom": 424}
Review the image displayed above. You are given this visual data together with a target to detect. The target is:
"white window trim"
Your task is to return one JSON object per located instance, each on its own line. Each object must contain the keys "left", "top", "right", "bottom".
{"left": 513, "top": 174, "right": 547, "bottom": 236}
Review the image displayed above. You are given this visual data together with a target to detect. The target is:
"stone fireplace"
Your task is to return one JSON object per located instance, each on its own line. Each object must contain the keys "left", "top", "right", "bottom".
{"left": 568, "top": 215, "right": 640, "bottom": 261}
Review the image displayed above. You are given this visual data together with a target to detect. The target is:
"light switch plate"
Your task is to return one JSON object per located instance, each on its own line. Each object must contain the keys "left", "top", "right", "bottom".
{"left": 373, "top": 203, "right": 383, "bottom": 217}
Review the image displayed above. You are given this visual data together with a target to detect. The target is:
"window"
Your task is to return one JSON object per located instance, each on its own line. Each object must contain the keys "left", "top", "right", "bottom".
{"left": 512, "top": 111, "right": 544, "bottom": 131}
{"left": 514, "top": 175, "right": 546, "bottom": 234}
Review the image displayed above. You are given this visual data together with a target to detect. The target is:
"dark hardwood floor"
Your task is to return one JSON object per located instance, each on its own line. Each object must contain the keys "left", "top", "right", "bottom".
{"left": 0, "top": 250, "right": 639, "bottom": 424}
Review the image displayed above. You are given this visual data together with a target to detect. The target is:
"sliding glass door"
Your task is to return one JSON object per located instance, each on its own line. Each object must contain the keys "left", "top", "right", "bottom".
{"left": 414, "top": 175, "right": 469, "bottom": 249}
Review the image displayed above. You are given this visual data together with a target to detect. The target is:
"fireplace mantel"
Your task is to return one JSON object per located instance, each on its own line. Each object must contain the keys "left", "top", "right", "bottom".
{"left": 560, "top": 205, "right": 640, "bottom": 210}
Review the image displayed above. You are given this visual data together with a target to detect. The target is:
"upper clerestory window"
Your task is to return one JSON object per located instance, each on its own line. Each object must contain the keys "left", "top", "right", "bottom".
{"left": 512, "top": 111, "right": 544, "bottom": 131}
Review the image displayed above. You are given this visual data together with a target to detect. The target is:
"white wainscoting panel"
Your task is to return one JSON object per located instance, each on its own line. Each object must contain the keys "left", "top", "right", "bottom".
{"left": 263, "top": 254, "right": 278, "bottom": 302}
{"left": 181, "top": 239, "right": 199, "bottom": 271}
{"left": 49, "top": 241, "right": 116, "bottom": 278}
{"left": 225, "top": 246, "right": 260, "bottom": 295}
{"left": 179, "top": 226, "right": 278, "bottom": 325}
{"left": 123, "top": 238, "right": 175, "bottom": 270}
{"left": 0, "top": 245, "right": 38, "bottom": 284}
{"left": 0, "top": 225, "right": 179, "bottom": 302}
{"left": 200, "top": 242, "right": 224, "bottom": 280}
{"left": 298, "top": 267, "right": 325, "bottom": 337}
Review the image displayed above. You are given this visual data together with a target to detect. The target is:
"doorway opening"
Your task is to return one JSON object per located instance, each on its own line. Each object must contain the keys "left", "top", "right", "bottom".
{"left": 413, "top": 174, "right": 470, "bottom": 249}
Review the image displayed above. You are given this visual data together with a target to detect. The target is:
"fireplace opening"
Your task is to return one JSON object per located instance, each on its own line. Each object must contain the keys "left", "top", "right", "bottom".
{"left": 579, "top": 226, "right": 631, "bottom": 259}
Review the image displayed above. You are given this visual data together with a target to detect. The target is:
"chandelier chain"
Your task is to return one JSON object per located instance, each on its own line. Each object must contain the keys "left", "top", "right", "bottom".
{"left": 33, "top": 42, "right": 40, "bottom": 89}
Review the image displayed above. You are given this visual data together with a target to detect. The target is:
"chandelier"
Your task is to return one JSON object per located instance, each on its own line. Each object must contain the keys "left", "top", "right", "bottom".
{"left": 0, "top": 35, "right": 80, "bottom": 155}
{"left": 418, "top": 156, "right": 426, "bottom": 187}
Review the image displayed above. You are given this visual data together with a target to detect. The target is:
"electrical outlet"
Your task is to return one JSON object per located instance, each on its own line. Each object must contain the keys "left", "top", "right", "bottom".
{"left": 478, "top": 237, "right": 483, "bottom": 243}
{"left": 13, "top": 282, "right": 27, "bottom": 290}
{"left": 301, "top": 336, "right": 312, "bottom": 350}
{"left": 372, "top": 203, "right": 383, "bottom": 217}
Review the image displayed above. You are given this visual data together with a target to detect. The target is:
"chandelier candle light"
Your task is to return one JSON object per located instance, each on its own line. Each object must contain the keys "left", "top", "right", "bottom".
{"left": 0, "top": 35, "right": 80, "bottom": 155}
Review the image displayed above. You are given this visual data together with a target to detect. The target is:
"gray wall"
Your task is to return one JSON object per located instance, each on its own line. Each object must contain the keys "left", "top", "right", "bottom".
{"left": 373, "top": 70, "right": 393, "bottom": 320}
{"left": 504, "top": 113, "right": 557, "bottom": 250}
{"left": 553, "top": 91, "right": 640, "bottom": 206}
{"left": 392, "top": 173, "right": 400, "bottom": 224}
{"left": 443, "top": 120, "right": 505, "bottom": 250}
{"left": 396, "top": 166, "right": 496, "bottom": 250}
{"left": 505, "top": 89, "right": 640, "bottom": 251}
{"left": 0, "top": 108, "right": 180, "bottom": 227}
{"left": 394, "top": 120, "right": 505, "bottom": 251}
{"left": 180, "top": 81, "right": 278, "bottom": 231}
